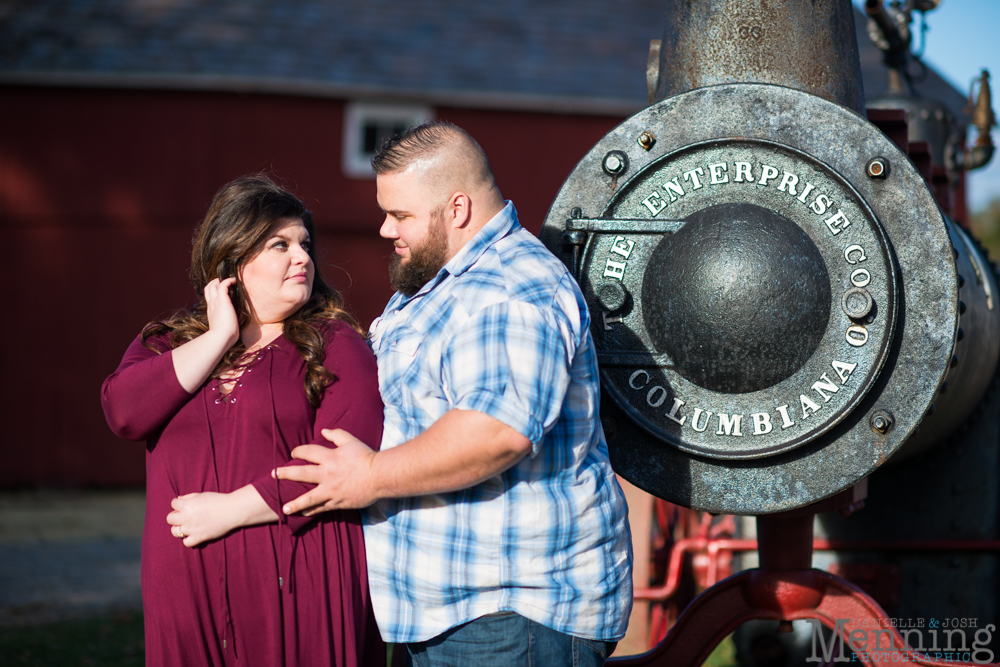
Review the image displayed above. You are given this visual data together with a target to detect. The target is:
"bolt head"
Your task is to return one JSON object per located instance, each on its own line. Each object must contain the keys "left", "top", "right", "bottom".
{"left": 841, "top": 286, "right": 874, "bottom": 320}
{"left": 637, "top": 131, "right": 656, "bottom": 151}
{"left": 866, "top": 157, "right": 890, "bottom": 179}
{"left": 602, "top": 150, "right": 628, "bottom": 176}
{"left": 596, "top": 281, "right": 627, "bottom": 312}
{"left": 870, "top": 411, "right": 893, "bottom": 434}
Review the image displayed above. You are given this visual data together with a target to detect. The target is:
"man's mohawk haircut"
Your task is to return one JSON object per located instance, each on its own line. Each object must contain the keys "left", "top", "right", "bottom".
{"left": 371, "top": 120, "right": 477, "bottom": 176}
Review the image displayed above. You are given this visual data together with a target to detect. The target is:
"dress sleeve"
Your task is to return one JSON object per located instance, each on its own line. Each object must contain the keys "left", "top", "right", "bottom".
{"left": 101, "top": 333, "right": 192, "bottom": 441}
{"left": 252, "top": 321, "right": 384, "bottom": 534}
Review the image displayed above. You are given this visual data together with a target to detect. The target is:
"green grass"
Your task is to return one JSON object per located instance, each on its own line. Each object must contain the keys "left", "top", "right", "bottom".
{"left": 703, "top": 635, "right": 739, "bottom": 667}
{"left": 0, "top": 611, "right": 144, "bottom": 667}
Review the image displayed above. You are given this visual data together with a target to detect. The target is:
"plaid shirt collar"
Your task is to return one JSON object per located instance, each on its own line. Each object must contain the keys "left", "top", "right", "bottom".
{"left": 396, "top": 201, "right": 517, "bottom": 305}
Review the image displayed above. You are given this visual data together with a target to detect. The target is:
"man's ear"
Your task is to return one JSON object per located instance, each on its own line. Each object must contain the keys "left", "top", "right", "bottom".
{"left": 448, "top": 192, "right": 473, "bottom": 229}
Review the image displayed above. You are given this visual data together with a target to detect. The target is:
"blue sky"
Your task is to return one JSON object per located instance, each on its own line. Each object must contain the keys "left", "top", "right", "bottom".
{"left": 854, "top": 0, "right": 1000, "bottom": 212}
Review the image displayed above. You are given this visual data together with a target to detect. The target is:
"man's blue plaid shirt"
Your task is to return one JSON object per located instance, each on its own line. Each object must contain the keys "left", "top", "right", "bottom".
{"left": 363, "top": 202, "right": 633, "bottom": 643}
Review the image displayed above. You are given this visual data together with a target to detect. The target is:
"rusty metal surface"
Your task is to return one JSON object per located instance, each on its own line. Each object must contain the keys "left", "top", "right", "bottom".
{"left": 652, "top": 0, "right": 866, "bottom": 113}
{"left": 540, "top": 83, "right": 957, "bottom": 514}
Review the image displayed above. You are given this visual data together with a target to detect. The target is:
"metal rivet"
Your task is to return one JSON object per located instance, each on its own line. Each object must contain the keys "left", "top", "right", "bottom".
{"left": 958, "top": 274, "right": 965, "bottom": 288}
{"left": 596, "top": 281, "right": 628, "bottom": 312}
{"left": 570, "top": 207, "right": 583, "bottom": 219}
{"left": 637, "top": 131, "right": 656, "bottom": 151}
{"left": 602, "top": 150, "right": 628, "bottom": 176}
{"left": 870, "top": 411, "right": 894, "bottom": 434}
{"left": 951, "top": 354, "right": 959, "bottom": 368}
{"left": 957, "top": 327, "right": 965, "bottom": 341}
{"left": 959, "top": 300, "right": 967, "bottom": 314}
{"left": 866, "top": 157, "right": 889, "bottom": 179}
{"left": 940, "top": 380, "right": 948, "bottom": 394}
{"left": 841, "top": 287, "right": 873, "bottom": 320}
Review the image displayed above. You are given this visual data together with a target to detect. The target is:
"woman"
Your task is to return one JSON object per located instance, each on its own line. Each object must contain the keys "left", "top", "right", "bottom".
{"left": 101, "top": 175, "right": 384, "bottom": 666}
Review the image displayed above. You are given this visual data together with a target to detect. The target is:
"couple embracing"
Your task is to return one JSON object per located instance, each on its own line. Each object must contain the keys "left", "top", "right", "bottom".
{"left": 102, "top": 121, "right": 633, "bottom": 667}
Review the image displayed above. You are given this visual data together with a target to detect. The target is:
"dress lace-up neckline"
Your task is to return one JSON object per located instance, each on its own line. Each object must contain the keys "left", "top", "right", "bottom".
{"left": 212, "top": 344, "right": 274, "bottom": 405}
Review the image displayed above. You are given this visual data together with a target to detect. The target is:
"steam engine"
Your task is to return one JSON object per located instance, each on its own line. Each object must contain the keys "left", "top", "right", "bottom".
{"left": 538, "top": 0, "right": 999, "bottom": 661}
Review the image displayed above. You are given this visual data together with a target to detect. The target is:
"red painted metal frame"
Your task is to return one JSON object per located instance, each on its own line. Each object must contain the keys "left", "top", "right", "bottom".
{"left": 613, "top": 568, "right": 987, "bottom": 667}
{"left": 612, "top": 508, "right": 997, "bottom": 666}
{"left": 634, "top": 537, "right": 1000, "bottom": 602}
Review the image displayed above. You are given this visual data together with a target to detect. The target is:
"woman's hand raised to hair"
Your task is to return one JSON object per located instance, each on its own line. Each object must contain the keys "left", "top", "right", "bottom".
{"left": 204, "top": 277, "right": 240, "bottom": 346}
{"left": 170, "top": 277, "right": 242, "bottom": 393}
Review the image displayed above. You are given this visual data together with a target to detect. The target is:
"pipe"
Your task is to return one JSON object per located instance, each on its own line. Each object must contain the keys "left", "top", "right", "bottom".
{"left": 966, "top": 69, "right": 996, "bottom": 171}
{"left": 652, "top": 0, "right": 866, "bottom": 113}
{"left": 865, "top": 0, "right": 909, "bottom": 54}
{"left": 633, "top": 537, "right": 1000, "bottom": 601}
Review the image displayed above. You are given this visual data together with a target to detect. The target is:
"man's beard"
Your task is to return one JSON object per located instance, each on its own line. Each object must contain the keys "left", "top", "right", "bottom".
{"left": 388, "top": 214, "right": 449, "bottom": 296}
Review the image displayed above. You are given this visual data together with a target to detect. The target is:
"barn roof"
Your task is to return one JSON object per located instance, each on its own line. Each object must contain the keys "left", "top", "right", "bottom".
{"left": 0, "top": 0, "right": 968, "bottom": 119}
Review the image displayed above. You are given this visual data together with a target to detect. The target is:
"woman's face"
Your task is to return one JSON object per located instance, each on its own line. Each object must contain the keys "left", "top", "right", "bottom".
{"left": 240, "top": 217, "right": 315, "bottom": 325}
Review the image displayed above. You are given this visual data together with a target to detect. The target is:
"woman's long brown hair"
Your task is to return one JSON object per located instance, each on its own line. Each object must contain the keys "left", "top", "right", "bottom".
{"left": 142, "top": 174, "right": 361, "bottom": 407}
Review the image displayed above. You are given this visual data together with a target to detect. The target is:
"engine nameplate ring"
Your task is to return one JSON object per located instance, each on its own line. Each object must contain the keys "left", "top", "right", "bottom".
{"left": 579, "top": 139, "right": 897, "bottom": 459}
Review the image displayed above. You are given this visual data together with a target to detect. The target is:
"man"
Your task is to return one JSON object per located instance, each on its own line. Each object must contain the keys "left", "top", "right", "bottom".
{"left": 276, "top": 121, "right": 632, "bottom": 665}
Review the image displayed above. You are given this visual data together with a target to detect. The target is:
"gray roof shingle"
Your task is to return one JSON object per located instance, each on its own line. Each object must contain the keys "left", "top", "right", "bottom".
{"left": 0, "top": 0, "right": 968, "bottom": 119}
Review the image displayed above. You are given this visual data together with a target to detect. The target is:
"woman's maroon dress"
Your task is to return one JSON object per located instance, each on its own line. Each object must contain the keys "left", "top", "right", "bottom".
{"left": 102, "top": 321, "right": 385, "bottom": 667}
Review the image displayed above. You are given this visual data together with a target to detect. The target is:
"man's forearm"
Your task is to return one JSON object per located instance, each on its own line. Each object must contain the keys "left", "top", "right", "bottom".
{"left": 276, "top": 409, "right": 534, "bottom": 514}
{"left": 370, "top": 409, "right": 532, "bottom": 500}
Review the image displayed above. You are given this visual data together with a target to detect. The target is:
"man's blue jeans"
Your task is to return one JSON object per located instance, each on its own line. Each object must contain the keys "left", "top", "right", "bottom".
{"left": 405, "top": 611, "right": 617, "bottom": 667}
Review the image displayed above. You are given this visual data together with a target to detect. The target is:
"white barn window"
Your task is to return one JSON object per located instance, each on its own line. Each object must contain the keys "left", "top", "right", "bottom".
{"left": 342, "top": 102, "right": 434, "bottom": 179}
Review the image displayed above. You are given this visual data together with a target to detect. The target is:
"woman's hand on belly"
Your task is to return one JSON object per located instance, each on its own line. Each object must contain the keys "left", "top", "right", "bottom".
{"left": 167, "top": 485, "right": 279, "bottom": 547}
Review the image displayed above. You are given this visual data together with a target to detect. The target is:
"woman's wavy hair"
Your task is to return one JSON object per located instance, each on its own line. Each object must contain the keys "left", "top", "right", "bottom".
{"left": 142, "top": 174, "right": 360, "bottom": 407}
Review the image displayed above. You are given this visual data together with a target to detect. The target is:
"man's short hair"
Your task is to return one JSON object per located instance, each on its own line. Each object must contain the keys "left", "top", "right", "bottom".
{"left": 371, "top": 121, "right": 495, "bottom": 190}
